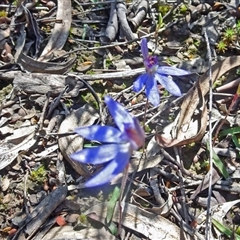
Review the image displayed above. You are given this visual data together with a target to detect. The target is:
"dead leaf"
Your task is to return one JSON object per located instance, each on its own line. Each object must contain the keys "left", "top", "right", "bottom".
{"left": 85, "top": 202, "right": 188, "bottom": 240}
{"left": 197, "top": 199, "right": 240, "bottom": 234}
{"left": 1, "top": 177, "right": 10, "bottom": 192}
{"left": 190, "top": 168, "right": 221, "bottom": 200}
{"left": 0, "top": 131, "right": 37, "bottom": 170}
{"left": 131, "top": 185, "right": 173, "bottom": 217}
{"left": 42, "top": 225, "right": 117, "bottom": 240}
{"left": 156, "top": 82, "right": 207, "bottom": 147}
{"left": 17, "top": 52, "right": 76, "bottom": 74}
{"left": 5, "top": 125, "right": 36, "bottom": 144}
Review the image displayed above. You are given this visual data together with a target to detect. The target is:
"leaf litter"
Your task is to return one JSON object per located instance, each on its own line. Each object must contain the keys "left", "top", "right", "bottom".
{"left": 1, "top": 0, "right": 240, "bottom": 239}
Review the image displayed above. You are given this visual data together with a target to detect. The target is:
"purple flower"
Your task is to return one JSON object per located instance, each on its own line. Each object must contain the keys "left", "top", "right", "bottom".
{"left": 71, "top": 96, "right": 145, "bottom": 187}
{"left": 133, "top": 38, "right": 190, "bottom": 106}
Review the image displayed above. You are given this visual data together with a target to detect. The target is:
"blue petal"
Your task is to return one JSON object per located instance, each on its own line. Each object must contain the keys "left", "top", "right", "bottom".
{"left": 145, "top": 76, "right": 160, "bottom": 106}
{"left": 75, "top": 125, "right": 122, "bottom": 143}
{"left": 71, "top": 144, "right": 121, "bottom": 164}
{"left": 141, "top": 38, "right": 149, "bottom": 60}
{"left": 104, "top": 96, "right": 134, "bottom": 133}
{"left": 154, "top": 74, "right": 181, "bottom": 96}
{"left": 84, "top": 143, "right": 131, "bottom": 187}
{"left": 157, "top": 66, "right": 189, "bottom": 76}
{"left": 133, "top": 73, "right": 148, "bottom": 92}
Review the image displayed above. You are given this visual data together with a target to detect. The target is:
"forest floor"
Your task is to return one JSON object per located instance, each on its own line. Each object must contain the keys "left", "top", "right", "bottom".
{"left": 1, "top": 0, "right": 240, "bottom": 239}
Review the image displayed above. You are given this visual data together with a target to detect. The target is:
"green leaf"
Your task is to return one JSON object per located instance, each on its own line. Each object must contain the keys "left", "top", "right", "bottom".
{"left": 107, "top": 221, "right": 118, "bottom": 236}
{"left": 158, "top": 13, "right": 164, "bottom": 28}
{"left": 232, "top": 135, "right": 240, "bottom": 148}
{"left": 105, "top": 186, "right": 121, "bottom": 235}
{"left": 219, "top": 127, "right": 240, "bottom": 137}
{"left": 106, "top": 186, "right": 120, "bottom": 223}
{"left": 219, "top": 127, "right": 240, "bottom": 149}
{"left": 206, "top": 141, "right": 229, "bottom": 179}
{"left": 212, "top": 218, "right": 240, "bottom": 240}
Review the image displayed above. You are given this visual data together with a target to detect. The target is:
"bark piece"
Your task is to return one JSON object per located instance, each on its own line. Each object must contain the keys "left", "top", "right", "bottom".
{"left": 13, "top": 72, "right": 83, "bottom": 97}
{"left": 117, "top": 2, "right": 137, "bottom": 41}
{"left": 12, "top": 186, "right": 68, "bottom": 239}
{"left": 128, "top": 0, "right": 149, "bottom": 31}
{"left": 58, "top": 104, "right": 99, "bottom": 177}
{"left": 104, "top": 1, "right": 118, "bottom": 42}
{"left": 38, "top": 0, "right": 72, "bottom": 61}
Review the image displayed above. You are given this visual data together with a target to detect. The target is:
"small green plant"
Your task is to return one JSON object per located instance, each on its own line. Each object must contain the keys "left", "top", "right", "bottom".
{"left": 179, "top": 4, "right": 188, "bottom": 14}
{"left": 79, "top": 214, "right": 88, "bottom": 225}
{"left": 158, "top": 4, "right": 171, "bottom": 16}
{"left": 30, "top": 165, "right": 47, "bottom": 183}
{"left": 105, "top": 57, "right": 113, "bottom": 68}
{"left": 223, "top": 28, "right": 236, "bottom": 43}
{"left": 86, "top": 69, "right": 95, "bottom": 75}
{"left": 0, "top": 10, "right": 7, "bottom": 17}
{"left": 216, "top": 40, "right": 228, "bottom": 53}
{"left": 236, "top": 67, "right": 240, "bottom": 75}
{"left": 216, "top": 25, "right": 239, "bottom": 52}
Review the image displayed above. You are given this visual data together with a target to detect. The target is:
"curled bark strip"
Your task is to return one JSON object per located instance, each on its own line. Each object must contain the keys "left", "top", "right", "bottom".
{"left": 38, "top": 0, "right": 72, "bottom": 61}
{"left": 117, "top": 2, "right": 136, "bottom": 41}
{"left": 104, "top": 1, "right": 118, "bottom": 42}
{"left": 177, "top": 56, "right": 240, "bottom": 140}
{"left": 18, "top": 52, "right": 76, "bottom": 74}
{"left": 14, "top": 23, "right": 75, "bottom": 74}
{"left": 13, "top": 72, "right": 83, "bottom": 97}
{"left": 0, "top": 67, "right": 146, "bottom": 82}
{"left": 128, "top": 0, "right": 149, "bottom": 31}
{"left": 156, "top": 56, "right": 240, "bottom": 147}
{"left": 155, "top": 82, "right": 208, "bottom": 147}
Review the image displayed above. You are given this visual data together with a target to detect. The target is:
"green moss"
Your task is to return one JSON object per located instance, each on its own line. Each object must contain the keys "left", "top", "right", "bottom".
{"left": 236, "top": 67, "right": 240, "bottom": 75}
{"left": 105, "top": 57, "right": 113, "bottom": 68}
{"left": 158, "top": 4, "right": 171, "bottom": 16}
{"left": 79, "top": 214, "right": 88, "bottom": 225}
{"left": 86, "top": 69, "right": 96, "bottom": 75}
{"left": 0, "top": 84, "right": 12, "bottom": 104}
{"left": 30, "top": 165, "right": 47, "bottom": 183}
{"left": 0, "top": 10, "right": 7, "bottom": 17}
{"left": 213, "top": 76, "right": 225, "bottom": 88}
{"left": 162, "top": 89, "right": 170, "bottom": 97}
{"left": 179, "top": 4, "right": 188, "bottom": 14}
{"left": 216, "top": 41, "right": 228, "bottom": 53}
{"left": 144, "top": 124, "right": 151, "bottom": 133}
{"left": 81, "top": 91, "right": 105, "bottom": 109}
{"left": 223, "top": 28, "right": 236, "bottom": 43}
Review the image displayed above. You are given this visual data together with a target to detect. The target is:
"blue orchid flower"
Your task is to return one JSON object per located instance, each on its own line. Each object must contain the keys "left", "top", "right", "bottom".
{"left": 133, "top": 38, "right": 190, "bottom": 106}
{"left": 71, "top": 96, "right": 145, "bottom": 187}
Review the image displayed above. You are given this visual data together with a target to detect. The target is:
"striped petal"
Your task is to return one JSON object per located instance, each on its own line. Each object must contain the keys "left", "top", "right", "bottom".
{"left": 104, "top": 96, "right": 134, "bottom": 133}
{"left": 71, "top": 144, "right": 121, "bottom": 164}
{"left": 155, "top": 73, "right": 181, "bottom": 97}
{"left": 84, "top": 142, "right": 131, "bottom": 187}
{"left": 145, "top": 77, "right": 160, "bottom": 106}
{"left": 75, "top": 125, "right": 122, "bottom": 143}
{"left": 157, "top": 66, "right": 189, "bottom": 76}
{"left": 133, "top": 73, "right": 148, "bottom": 92}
